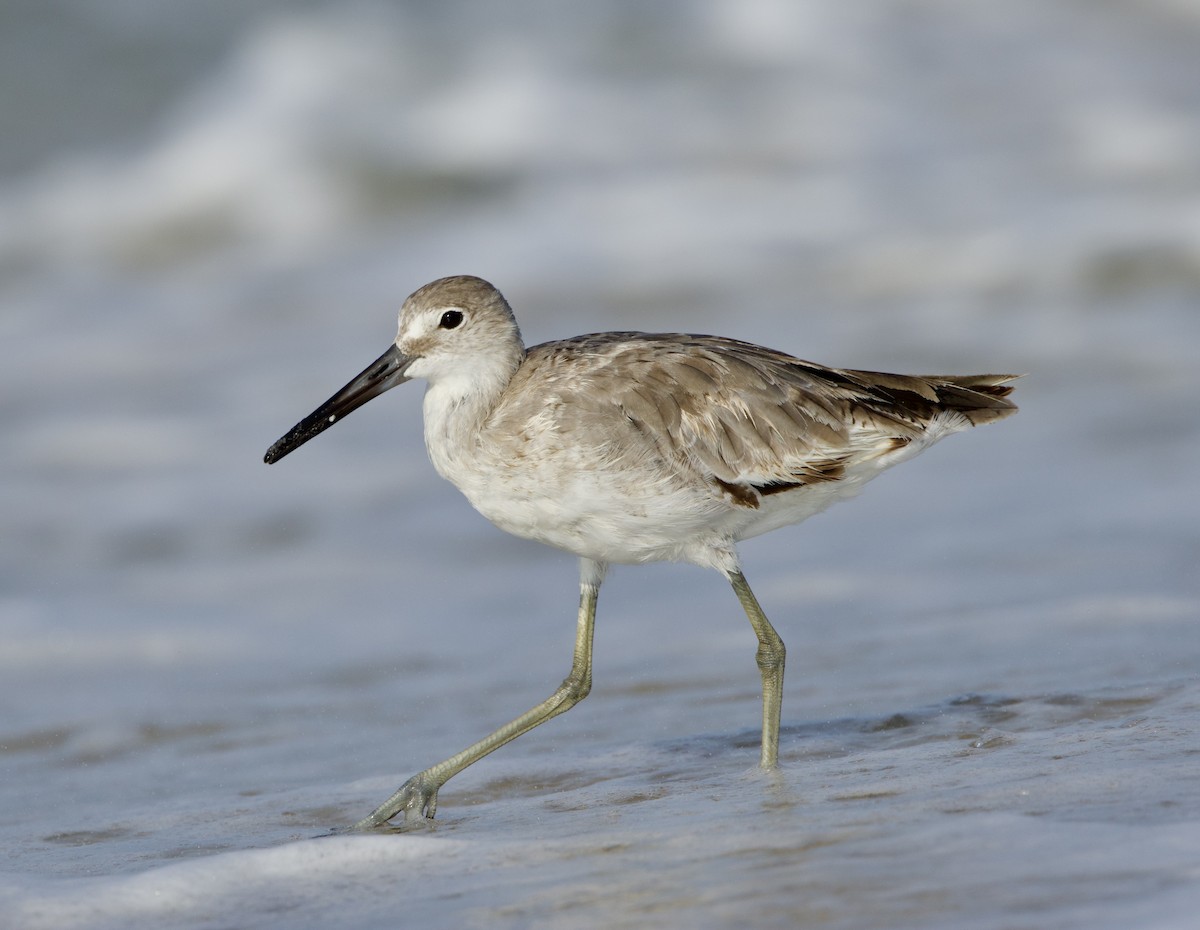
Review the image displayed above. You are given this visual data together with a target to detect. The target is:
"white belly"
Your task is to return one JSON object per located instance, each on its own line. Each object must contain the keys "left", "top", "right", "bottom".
{"left": 424, "top": 376, "right": 969, "bottom": 570}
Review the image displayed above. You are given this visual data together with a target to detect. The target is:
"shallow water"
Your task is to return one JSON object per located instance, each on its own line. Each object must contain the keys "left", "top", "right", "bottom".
{"left": 2, "top": 2, "right": 1200, "bottom": 928}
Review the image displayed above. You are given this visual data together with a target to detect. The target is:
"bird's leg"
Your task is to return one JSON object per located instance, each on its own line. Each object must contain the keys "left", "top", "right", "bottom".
{"left": 352, "top": 561, "right": 603, "bottom": 829}
{"left": 728, "top": 570, "right": 786, "bottom": 768}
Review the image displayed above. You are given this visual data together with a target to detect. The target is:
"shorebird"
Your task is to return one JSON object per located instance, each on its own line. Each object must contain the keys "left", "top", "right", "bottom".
{"left": 265, "top": 275, "right": 1017, "bottom": 828}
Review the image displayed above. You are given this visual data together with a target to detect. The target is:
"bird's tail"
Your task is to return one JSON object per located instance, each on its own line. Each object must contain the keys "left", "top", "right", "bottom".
{"left": 925, "top": 373, "right": 1021, "bottom": 426}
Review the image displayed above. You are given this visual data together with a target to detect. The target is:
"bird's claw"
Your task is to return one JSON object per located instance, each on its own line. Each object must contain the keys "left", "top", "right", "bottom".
{"left": 352, "top": 772, "right": 441, "bottom": 830}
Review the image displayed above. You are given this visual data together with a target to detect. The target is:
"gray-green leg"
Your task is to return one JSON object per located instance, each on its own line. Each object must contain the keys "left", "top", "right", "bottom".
{"left": 728, "top": 570, "right": 786, "bottom": 768}
{"left": 352, "top": 560, "right": 603, "bottom": 829}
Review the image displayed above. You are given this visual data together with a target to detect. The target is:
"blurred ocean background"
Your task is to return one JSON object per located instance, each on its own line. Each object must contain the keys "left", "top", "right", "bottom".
{"left": 2, "top": 2, "right": 1199, "bottom": 928}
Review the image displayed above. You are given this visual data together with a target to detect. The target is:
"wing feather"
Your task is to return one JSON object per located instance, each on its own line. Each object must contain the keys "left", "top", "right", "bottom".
{"left": 507, "top": 333, "right": 1018, "bottom": 507}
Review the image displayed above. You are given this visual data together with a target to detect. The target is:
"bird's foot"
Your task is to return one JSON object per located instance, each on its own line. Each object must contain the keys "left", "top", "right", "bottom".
{"left": 351, "top": 771, "right": 441, "bottom": 831}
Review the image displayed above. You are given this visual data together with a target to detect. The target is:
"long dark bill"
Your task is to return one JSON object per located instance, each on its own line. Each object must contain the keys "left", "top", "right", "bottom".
{"left": 264, "top": 344, "right": 412, "bottom": 464}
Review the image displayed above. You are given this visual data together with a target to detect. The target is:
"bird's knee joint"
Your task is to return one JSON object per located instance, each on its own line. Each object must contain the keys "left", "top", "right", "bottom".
{"left": 559, "top": 671, "right": 592, "bottom": 704}
{"left": 756, "top": 640, "right": 786, "bottom": 674}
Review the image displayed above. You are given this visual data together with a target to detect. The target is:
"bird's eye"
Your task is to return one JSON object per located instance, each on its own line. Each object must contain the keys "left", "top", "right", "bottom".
{"left": 439, "top": 310, "right": 464, "bottom": 329}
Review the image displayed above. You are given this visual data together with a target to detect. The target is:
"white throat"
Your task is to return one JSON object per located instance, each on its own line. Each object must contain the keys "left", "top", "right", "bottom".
{"left": 417, "top": 352, "right": 518, "bottom": 488}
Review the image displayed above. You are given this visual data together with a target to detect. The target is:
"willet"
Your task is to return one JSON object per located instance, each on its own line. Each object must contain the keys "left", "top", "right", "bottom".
{"left": 265, "top": 274, "right": 1018, "bottom": 828}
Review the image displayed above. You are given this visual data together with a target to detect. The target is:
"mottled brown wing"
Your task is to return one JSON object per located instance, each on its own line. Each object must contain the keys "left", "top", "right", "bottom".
{"left": 517, "top": 333, "right": 1018, "bottom": 505}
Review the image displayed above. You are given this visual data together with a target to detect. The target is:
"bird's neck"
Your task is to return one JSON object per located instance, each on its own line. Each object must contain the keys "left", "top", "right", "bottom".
{"left": 421, "top": 348, "right": 523, "bottom": 485}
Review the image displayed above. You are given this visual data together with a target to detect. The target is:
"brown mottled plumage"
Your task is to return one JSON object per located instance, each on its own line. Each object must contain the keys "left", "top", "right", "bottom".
{"left": 501, "top": 332, "right": 1016, "bottom": 512}
{"left": 265, "top": 275, "right": 1018, "bottom": 829}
